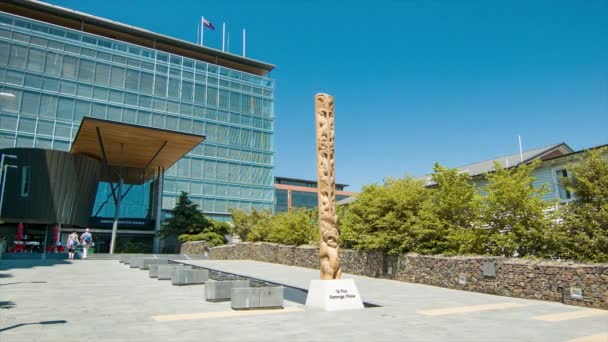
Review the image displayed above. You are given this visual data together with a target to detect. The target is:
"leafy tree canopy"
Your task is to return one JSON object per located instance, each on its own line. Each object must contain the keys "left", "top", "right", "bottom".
{"left": 556, "top": 147, "right": 608, "bottom": 262}
{"left": 340, "top": 177, "right": 429, "bottom": 254}
{"left": 480, "top": 160, "right": 550, "bottom": 257}
{"left": 160, "top": 191, "right": 227, "bottom": 246}
{"left": 230, "top": 208, "right": 317, "bottom": 245}
{"left": 415, "top": 163, "right": 482, "bottom": 255}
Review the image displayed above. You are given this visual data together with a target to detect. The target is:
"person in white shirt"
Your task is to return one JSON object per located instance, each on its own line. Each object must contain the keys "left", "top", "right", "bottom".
{"left": 79, "top": 228, "right": 93, "bottom": 260}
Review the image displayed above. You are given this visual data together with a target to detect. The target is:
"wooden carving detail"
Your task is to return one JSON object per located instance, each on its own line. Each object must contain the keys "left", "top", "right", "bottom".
{"left": 315, "top": 93, "right": 341, "bottom": 280}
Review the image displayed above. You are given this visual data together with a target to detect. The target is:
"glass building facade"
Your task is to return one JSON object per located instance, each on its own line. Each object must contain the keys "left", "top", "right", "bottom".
{"left": 0, "top": 11, "right": 275, "bottom": 222}
{"left": 274, "top": 177, "right": 354, "bottom": 213}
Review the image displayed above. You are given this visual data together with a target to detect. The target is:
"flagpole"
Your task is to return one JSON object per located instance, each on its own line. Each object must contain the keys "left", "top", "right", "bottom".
{"left": 518, "top": 135, "right": 523, "bottom": 162}
{"left": 202, "top": 16, "right": 205, "bottom": 46}
{"left": 242, "top": 28, "right": 246, "bottom": 57}
{"left": 197, "top": 22, "right": 200, "bottom": 45}
{"left": 222, "top": 22, "right": 226, "bottom": 52}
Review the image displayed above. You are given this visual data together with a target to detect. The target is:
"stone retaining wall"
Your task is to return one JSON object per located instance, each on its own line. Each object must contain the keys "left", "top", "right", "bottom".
{"left": 180, "top": 241, "right": 210, "bottom": 255}
{"left": 209, "top": 242, "right": 608, "bottom": 310}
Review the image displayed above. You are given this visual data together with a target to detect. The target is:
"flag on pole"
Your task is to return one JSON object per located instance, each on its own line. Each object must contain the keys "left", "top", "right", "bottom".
{"left": 200, "top": 16, "right": 214, "bottom": 46}
{"left": 202, "top": 18, "right": 215, "bottom": 30}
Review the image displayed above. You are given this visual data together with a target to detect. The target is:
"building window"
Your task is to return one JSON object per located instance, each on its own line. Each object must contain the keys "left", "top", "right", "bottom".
{"left": 555, "top": 169, "right": 571, "bottom": 200}
{"left": 21, "top": 166, "right": 31, "bottom": 197}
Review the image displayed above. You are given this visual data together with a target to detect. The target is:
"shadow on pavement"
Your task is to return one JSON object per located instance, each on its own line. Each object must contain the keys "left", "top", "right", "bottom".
{"left": 0, "top": 281, "right": 47, "bottom": 287}
{"left": 0, "top": 273, "right": 12, "bottom": 278}
{"left": 0, "top": 301, "right": 16, "bottom": 309}
{"left": 0, "top": 259, "right": 71, "bottom": 271}
{"left": 0, "top": 320, "right": 67, "bottom": 332}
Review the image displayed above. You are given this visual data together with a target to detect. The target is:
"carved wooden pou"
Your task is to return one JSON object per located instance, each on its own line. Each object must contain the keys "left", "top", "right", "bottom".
{"left": 315, "top": 93, "right": 341, "bottom": 280}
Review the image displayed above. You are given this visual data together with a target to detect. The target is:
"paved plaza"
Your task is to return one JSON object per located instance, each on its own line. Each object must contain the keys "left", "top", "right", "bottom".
{"left": 1, "top": 258, "right": 607, "bottom": 342}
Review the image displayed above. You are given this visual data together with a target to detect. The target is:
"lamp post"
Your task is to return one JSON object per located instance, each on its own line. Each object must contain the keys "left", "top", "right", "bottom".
{"left": 0, "top": 163, "right": 18, "bottom": 221}
{"left": 0, "top": 155, "right": 18, "bottom": 212}
{"left": 0, "top": 154, "right": 17, "bottom": 178}
{"left": 0, "top": 92, "right": 20, "bottom": 224}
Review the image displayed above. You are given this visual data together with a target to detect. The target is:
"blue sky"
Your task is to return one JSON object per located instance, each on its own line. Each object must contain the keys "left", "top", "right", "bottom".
{"left": 47, "top": 0, "right": 608, "bottom": 191}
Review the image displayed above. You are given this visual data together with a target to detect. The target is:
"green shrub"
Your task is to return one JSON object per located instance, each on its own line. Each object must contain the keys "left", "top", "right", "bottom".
{"left": 160, "top": 192, "right": 228, "bottom": 246}
{"left": 415, "top": 164, "right": 482, "bottom": 255}
{"left": 340, "top": 177, "right": 429, "bottom": 254}
{"left": 230, "top": 208, "right": 272, "bottom": 242}
{"left": 264, "top": 208, "right": 317, "bottom": 245}
{"left": 480, "top": 160, "right": 551, "bottom": 257}
{"left": 230, "top": 208, "right": 317, "bottom": 245}
{"left": 554, "top": 147, "right": 608, "bottom": 262}
{"left": 115, "top": 240, "right": 147, "bottom": 253}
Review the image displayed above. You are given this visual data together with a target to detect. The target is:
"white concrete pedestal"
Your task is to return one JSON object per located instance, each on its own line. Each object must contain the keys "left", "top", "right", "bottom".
{"left": 305, "top": 278, "right": 364, "bottom": 311}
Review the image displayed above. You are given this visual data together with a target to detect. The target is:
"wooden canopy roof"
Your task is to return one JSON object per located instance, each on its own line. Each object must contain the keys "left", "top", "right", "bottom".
{"left": 70, "top": 117, "right": 204, "bottom": 184}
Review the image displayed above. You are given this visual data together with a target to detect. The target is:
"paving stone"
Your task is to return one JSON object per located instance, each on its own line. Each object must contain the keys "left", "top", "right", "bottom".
{"left": 1, "top": 259, "right": 607, "bottom": 342}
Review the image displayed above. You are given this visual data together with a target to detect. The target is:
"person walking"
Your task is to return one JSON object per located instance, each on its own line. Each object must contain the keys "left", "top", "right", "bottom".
{"left": 67, "top": 230, "right": 79, "bottom": 260}
{"left": 80, "top": 228, "right": 93, "bottom": 260}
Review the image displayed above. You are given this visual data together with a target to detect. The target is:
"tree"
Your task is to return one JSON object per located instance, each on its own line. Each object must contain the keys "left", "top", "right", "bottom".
{"left": 230, "top": 208, "right": 273, "bottom": 241}
{"left": 264, "top": 208, "right": 317, "bottom": 245}
{"left": 415, "top": 163, "right": 482, "bottom": 255}
{"left": 480, "top": 160, "right": 550, "bottom": 257}
{"left": 178, "top": 220, "right": 233, "bottom": 246}
{"left": 230, "top": 208, "right": 317, "bottom": 245}
{"left": 159, "top": 192, "right": 226, "bottom": 246}
{"left": 556, "top": 147, "right": 608, "bottom": 262}
{"left": 340, "top": 177, "right": 429, "bottom": 254}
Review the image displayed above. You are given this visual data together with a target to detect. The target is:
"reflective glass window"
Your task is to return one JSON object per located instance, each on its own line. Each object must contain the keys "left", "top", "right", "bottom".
{"left": 26, "top": 48, "right": 45, "bottom": 72}
{"left": 36, "top": 119, "right": 54, "bottom": 135}
{"left": 9, "top": 45, "right": 27, "bottom": 69}
{"left": 21, "top": 91, "right": 40, "bottom": 115}
{"left": 18, "top": 116, "right": 36, "bottom": 133}
{"left": 94, "top": 63, "right": 110, "bottom": 85}
{"left": 0, "top": 114, "right": 18, "bottom": 131}
{"left": 61, "top": 55, "right": 78, "bottom": 79}
{"left": 110, "top": 66, "right": 125, "bottom": 88}
{"left": 55, "top": 122, "right": 71, "bottom": 138}
{"left": 39, "top": 94, "right": 57, "bottom": 118}
{"left": 16, "top": 135, "right": 34, "bottom": 147}
{"left": 35, "top": 136, "right": 52, "bottom": 149}
{"left": 57, "top": 97, "right": 74, "bottom": 120}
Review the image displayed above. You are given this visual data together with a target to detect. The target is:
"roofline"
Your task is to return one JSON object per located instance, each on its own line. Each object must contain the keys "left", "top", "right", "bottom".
{"left": 274, "top": 176, "right": 350, "bottom": 189}
{"left": 540, "top": 143, "right": 608, "bottom": 163}
{"left": 465, "top": 143, "right": 605, "bottom": 180}
{"left": 451, "top": 142, "right": 571, "bottom": 171}
{"left": 520, "top": 142, "right": 574, "bottom": 165}
{"left": 0, "top": 0, "right": 275, "bottom": 76}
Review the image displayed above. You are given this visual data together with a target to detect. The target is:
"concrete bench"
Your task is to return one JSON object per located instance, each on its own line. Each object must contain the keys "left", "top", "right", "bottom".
{"left": 157, "top": 265, "right": 192, "bottom": 280}
{"left": 149, "top": 263, "right": 162, "bottom": 278}
{"left": 231, "top": 286, "right": 284, "bottom": 310}
{"left": 141, "top": 258, "right": 169, "bottom": 270}
{"left": 205, "top": 279, "right": 250, "bottom": 302}
{"left": 171, "top": 268, "right": 209, "bottom": 286}
{"left": 129, "top": 258, "right": 145, "bottom": 269}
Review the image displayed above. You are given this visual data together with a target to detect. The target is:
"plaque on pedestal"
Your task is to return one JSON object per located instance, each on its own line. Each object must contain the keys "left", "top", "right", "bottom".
{"left": 305, "top": 278, "right": 364, "bottom": 311}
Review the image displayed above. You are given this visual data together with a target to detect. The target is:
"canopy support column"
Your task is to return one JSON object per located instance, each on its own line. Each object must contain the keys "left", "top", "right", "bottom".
{"left": 153, "top": 166, "right": 164, "bottom": 253}
{"left": 109, "top": 143, "right": 124, "bottom": 254}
